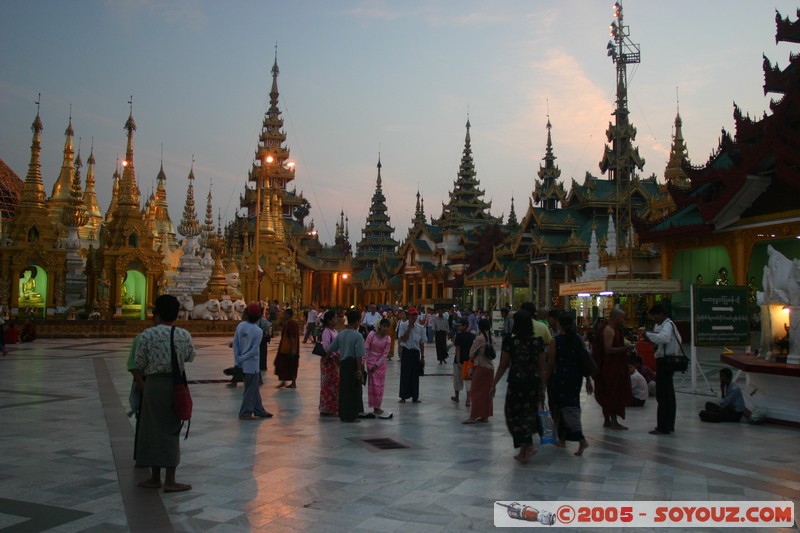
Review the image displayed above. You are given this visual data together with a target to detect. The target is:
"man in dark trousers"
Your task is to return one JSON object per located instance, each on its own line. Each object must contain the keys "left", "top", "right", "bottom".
{"left": 645, "top": 304, "right": 682, "bottom": 435}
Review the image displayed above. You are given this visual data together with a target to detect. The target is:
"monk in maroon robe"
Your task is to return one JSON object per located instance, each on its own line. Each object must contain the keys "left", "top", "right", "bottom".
{"left": 593, "top": 309, "right": 634, "bottom": 429}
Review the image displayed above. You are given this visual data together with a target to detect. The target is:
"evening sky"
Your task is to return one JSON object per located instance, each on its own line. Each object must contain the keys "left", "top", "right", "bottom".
{"left": 0, "top": 1, "right": 795, "bottom": 244}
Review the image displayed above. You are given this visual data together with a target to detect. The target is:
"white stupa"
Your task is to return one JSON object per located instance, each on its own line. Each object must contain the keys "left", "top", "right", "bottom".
{"left": 577, "top": 226, "right": 608, "bottom": 282}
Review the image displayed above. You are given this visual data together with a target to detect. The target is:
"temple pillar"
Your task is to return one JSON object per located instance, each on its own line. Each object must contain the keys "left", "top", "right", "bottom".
{"left": 528, "top": 265, "right": 535, "bottom": 307}
{"left": 545, "top": 263, "right": 552, "bottom": 311}
{"left": 421, "top": 276, "right": 428, "bottom": 302}
{"left": 534, "top": 266, "right": 540, "bottom": 308}
{"left": 734, "top": 235, "right": 747, "bottom": 285}
{"left": 472, "top": 286, "right": 478, "bottom": 310}
{"left": 402, "top": 277, "right": 408, "bottom": 304}
{"left": 661, "top": 247, "right": 671, "bottom": 280}
{"left": 333, "top": 273, "right": 340, "bottom": 307}
{"left": 302, "top": 270, "right": 312, "bottom": 305}
{"left": 564, "top": 265, "right": 570, "bottom": 311}
{"left": 496, "top": 286, "right": 501, "bottom": 310}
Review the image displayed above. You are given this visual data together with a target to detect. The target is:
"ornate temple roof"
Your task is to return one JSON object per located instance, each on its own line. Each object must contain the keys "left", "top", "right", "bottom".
{"left": 0, "top": 158, "right": 23, "bottom": 221}
{"left": 637, "top": 9, "right": 800, "bottom": 241}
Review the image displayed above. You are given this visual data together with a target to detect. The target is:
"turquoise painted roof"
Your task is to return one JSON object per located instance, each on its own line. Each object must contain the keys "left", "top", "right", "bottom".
{"left": 650, "top": 204, "right": 704, "bottom": 232}
{"left": 414, "top": 240, "right": 432, "bottom": 252}
{"left": 353, "top": 268, "right": 372, "bottom": 282}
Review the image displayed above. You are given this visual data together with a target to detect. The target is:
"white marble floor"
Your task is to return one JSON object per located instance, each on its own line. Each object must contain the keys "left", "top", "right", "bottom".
{"left": 0, "top": 335, "right": 797, "bottom": 532}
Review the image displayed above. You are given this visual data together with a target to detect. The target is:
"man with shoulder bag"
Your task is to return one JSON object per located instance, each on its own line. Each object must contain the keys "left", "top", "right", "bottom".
{"left": 645, "top": 304, "right": 682, "bottom": 435}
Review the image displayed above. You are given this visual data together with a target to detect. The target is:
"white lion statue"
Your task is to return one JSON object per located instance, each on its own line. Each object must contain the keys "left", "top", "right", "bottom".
{"left": 232, "top": 299, "right": 246, "bottom": 321}
{"left": 177, "top": 294, "right": 194, "bottom": 320}
{"left": 218, "top": 298, "right": 234, "bottom": 320}
{"left": 191, "top": 299, "right": 221, "bottom": 320}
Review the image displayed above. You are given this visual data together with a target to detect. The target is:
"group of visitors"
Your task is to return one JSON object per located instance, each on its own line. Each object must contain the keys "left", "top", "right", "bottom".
{"left": 128, "top": 295, "right": 749, "bottom": 495}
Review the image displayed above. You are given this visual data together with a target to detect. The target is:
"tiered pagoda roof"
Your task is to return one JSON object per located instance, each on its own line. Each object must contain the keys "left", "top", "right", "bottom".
{"left": 177, "top": 163, "right": 201, "bottom": 238}
{"left": 533, "top": 118, "right": 567, "bottom": 210}
{"left": 432, "top": 120, "right": 500, "bottom": 233}
{"left": 355, "top": 157, "right": 398, "bottom": 266}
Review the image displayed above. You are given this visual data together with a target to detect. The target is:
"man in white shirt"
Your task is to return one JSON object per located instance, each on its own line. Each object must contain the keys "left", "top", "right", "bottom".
{"left": 398, "top": 307, "right": 426, "bottom": 403}
{"left": 432, "top": 308, "right": 450, "bottom": 365}
{"left": 362, "top": 304, "right": 382, "bottom": 332}
{"left": 645, "top": 304, "right": 682, "bottom": 435}
{"left": 303, "top": 304, "right": 318, "bottom": 344}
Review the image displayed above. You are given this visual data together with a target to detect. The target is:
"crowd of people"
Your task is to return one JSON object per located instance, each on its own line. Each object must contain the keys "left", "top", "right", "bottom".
{"left": 126, "top": 297, "right": 746, "bottom": 493}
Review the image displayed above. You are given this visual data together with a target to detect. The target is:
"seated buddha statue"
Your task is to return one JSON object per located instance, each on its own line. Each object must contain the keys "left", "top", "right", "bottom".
{"left": 122, "top": 283, "right": 136, "bottom": 305}
{"left": 18, "top": 268, "right": 43, "bottom": 305}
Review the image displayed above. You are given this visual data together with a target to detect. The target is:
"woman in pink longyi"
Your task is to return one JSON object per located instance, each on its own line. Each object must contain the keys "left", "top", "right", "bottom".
{"left": 364, "top": 318, "right": 393, "bottom": 419}
{"left": 318, "top": 311, "right": 340, "bottom": 416}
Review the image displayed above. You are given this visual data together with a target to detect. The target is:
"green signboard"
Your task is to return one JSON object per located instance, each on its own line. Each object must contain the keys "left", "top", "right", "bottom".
{"left": 692, "top": 285, "right": 750, "bottom": 346}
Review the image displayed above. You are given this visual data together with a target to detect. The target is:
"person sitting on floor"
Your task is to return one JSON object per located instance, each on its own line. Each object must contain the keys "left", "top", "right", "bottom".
{"left": 632, "top": 354, "right": 656, "bottom": 396}
{"left": 628, "top": 358, "right": 648, "bottom": 407}
{"left": 699, "top": 368, "right": 745, "bottom": 423}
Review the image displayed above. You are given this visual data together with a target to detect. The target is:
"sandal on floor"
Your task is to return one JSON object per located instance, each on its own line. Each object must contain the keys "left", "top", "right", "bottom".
{"left": 462, "top": 419, "right": 478, "bottom": 424}
{"left": 378, "top": 412, "right": 394, "bottom": 419}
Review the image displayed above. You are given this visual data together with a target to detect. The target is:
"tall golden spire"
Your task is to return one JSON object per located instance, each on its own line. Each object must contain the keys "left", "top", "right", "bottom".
{"left": 105, "top": 159, "right": 120, "bottom": 222}
{"left": 177, "top": 159, "right": 201, "bottom": 237}
{"left": 7, "top": 96, "right": 56, "bottom": 245}
{"left": 152, "top": 154, "right": 178, "bottom": 249}
{"left": 49, "top": 112, "right": 75, "bottom": 202}
{"left": 48, "top": 111, "right": 77, "bottom": 230}
{"left": 116, "top": 96, "right": 140, "bottom": 209}
{"left": 60, "top": 145, "right": 89, "bottom": 229}
{"left": 20, "top": 96, "right": 46, "bottom": 208}
{"left": 83, "top": 141, "right": 102, "bottom": 219}
{"left": 81, "top": 141, "right": 103, "bottom": 241}
{"left": 664, "top": 101, "right": 691, "bottom": 190}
